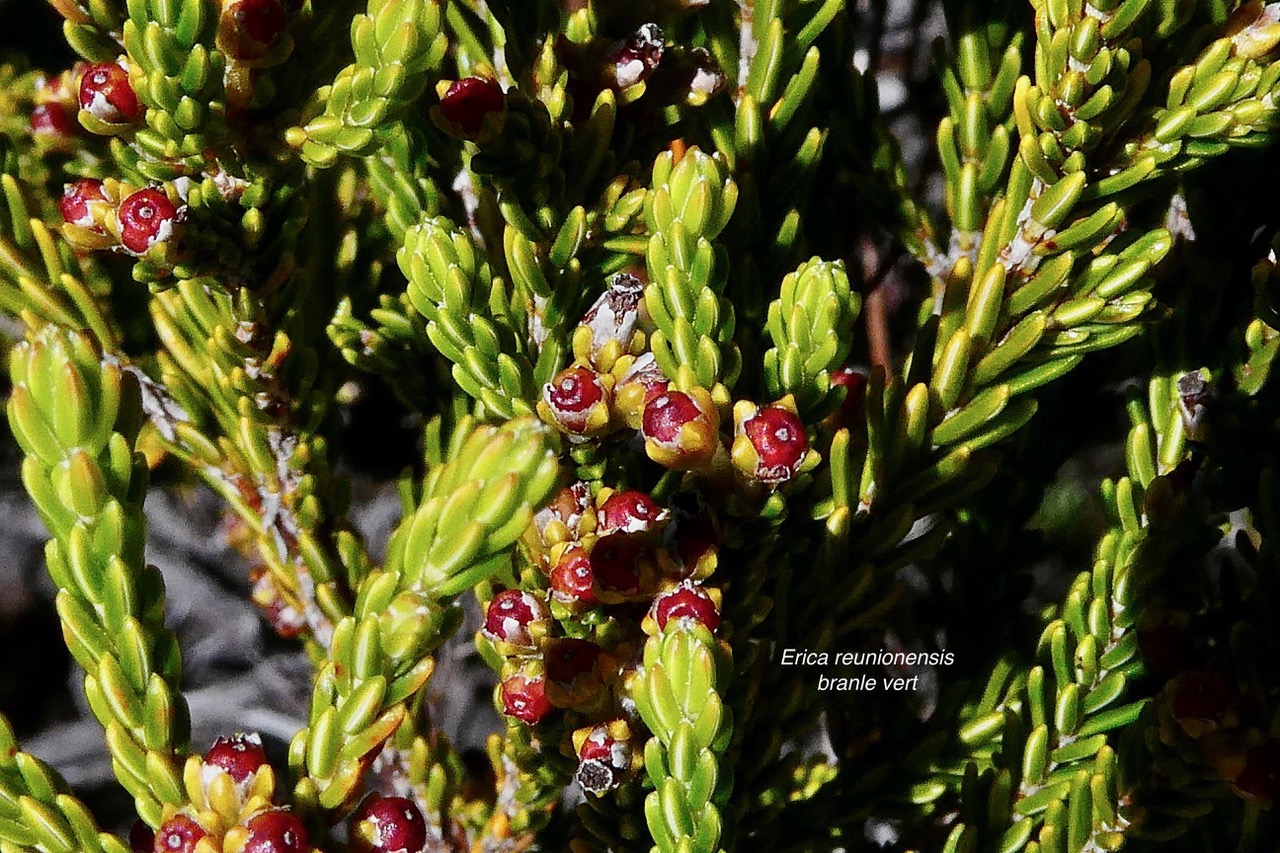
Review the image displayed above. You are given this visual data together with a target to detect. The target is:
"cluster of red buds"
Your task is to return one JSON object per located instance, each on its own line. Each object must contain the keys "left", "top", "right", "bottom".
{"left": 480, "top": 480, "right": 722, "bottom": 794}
{"left": 1156, "top": 666, "right": 1280, "bottom": 801}
{"left": 58, "top": 177, "right": 184, "bottom": 257}
{"left": 149, "top": 733, "right": 315, "bottom": 853}
{"left": 538, "top": 273, "right": 819, "bottom": 485}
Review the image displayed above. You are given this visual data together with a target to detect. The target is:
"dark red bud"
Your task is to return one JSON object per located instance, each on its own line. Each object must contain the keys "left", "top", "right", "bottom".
{"left": 591, "top": 535, "right": 642, "bottom": 595}
{"left": 652, "top": 583, "right": 720, "bottom": 632}
{"left": 544, "top": 638, "right": 601, "bottom": 687}
{"left": 551, "top": 547, "right": 597, "bottom": 605}
{"left": 153, "top": 815, "right": 206, "bottom": 853}
{"left": 743, "top": 406, "right": 808, "bottom": 481}
{"left": 1235, "top": 741, "right": 1280, "bottom": 800}
{"left": 59, "top": 178, "right": 107, "bottom": 227}
{"left": 350, "top": 794, "right": 428, "bottom": 853}
{"left": 204, "top": 733, "right": 269, "bottom": 782}
{"left": 500, "top": 673, "right": 552, "bottom": 724}
{"left": 31, "top": 103, "right": 77, "bottom": 137}
{"left": 483, "top": 589, "right": 548, "bottom": 646}
{"left": 118, "top": 188, "right": 178, "bottom": 254}
{"left": 243, "top": 809, "right": 309, "bottom": 853}
{"left": 598, "top": 490, "right": 662, "bottom": 533}
{"left": 79, "top": 62, "right": 142, "bottom": 123}
{"left": 1173, "top": 669, "right": 1233, "bottom": 722}
{"left": 440, "top": 77, "right": 504, "bottom": 138}
{"left": 643, "top": 391, "right": 703, "bottom": 444}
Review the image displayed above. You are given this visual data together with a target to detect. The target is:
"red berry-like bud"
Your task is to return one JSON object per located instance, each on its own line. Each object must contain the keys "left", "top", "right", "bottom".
{"left": 1137, "top": 619, "right": 1191, "bottom": 674}
{"left": 642, "top": 388, "right": 719, "bottom": 469}
{"left": 598, "top": 490, "right": 663, "bottom": 534}
{"left": 118, "top": 188, "right": 179, "bottom": 254}
{"left": 153, "top": 815, "right": 206, "bottom": 853}
{"left": 1234, "top": 742, "right": 1280, "bottom": 800}
{"left": 544, "top": 638, "right": 602, "bottom": 697}
{"left": 31, "top": 103, "right": 77, "bottom": 138}
{"left": 541, "top": 365, "right": 612, "bottom": 435}
{"left": 483, "top": 589, "right": 549, "bottom": 648}
{"left": 550, "top": 546, "right": 598, "bottom": 606}
{"left": 59, "top": 178, "right": 107, "bottom": 228}
{"left": 439, "top": 77, "right": 504, "bottom": 139}
{"left": 204, "top": 732, "right": 268, "bottom": 782}
{"left": 651, "top": 583, "right": 720, "bottom": 632}
{"left": 79, "top": 62, "right": 142, "bottom": 124}
{"left": 500, "top": 673, "right": 552, "bottom": 724}
{"left": 574, "top": 721, "right": 633, "bottom": 795}
{"left": 644, "top": 392, "right": 701, "bottom": 443}
{"left": 608, "top": 23, "right": 664, "bottom": 90}
{"left": 830, "top": 366, "right": 867, "bottom": 427}
{"left": 243, "top": 808, "right": 308, "bottom": 853}
{"left": 223, "top": 0, "right": 289, "bottom": 60}
{"left": 1173, "top": 669, "right": 1233, "bottom": 722}
{"left": 350, "top": 794, "right": 428, "bottom": 853}
{"left": 236, "top": 0, "right": 287, "bottom": 43}
{"left": 129, "top": 820, "right": 154, "bottom": 853}
{"left": 665, "top": 516, "right": 718, "bottom": 580}
{"left": 743, "top": 406, "right": 807, "bottom": 481}
{"left": 591, "top": 535, "right": 644, "bottom": 599}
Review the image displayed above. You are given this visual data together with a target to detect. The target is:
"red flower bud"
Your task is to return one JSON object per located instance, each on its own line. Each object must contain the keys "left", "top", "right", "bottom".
{"left": 118, "top": 188, "right": 179, "bottom": 254}
{"left": 438, "top": 77, "right": 504, "bottom": 139}
{"left": 574, "top": 720, "right": 634, "bottom": 795}
{"left": 59, "top": 178, "right": 107, "bottom": 229}
{"left": 1234, "top": 741, "right": 1280, "bottom": 801}
{"left": 732, "top": 400, "right": 809, "bottom": 484}
{"left": 500, "top": 672, "right": 552, "bottom": 724}
{"left": 598, "top": 490, "right": 663, "bottom": 534}
{"left": 31, "top": 103, "right": 77, "bottom": 139}
{"left": 830, "top": 366, "right": 867, "bottom": 428}
{"left": 641, "top": 388, "right": 719, "bottom": 469}
{"left": 204, "top": 732, "right": 269, "bottom": 782}
{"left": 350, "top": 794, "right": 428, "bottom": 853}
{"left": 550, "top": 545, "right": 598, "bottom": 607}
{"left": 243, "top": 808, "right": 309, "bottom": 853}
{"left": 545, "top": 638, "right": 601, "bottom": 683}
{"left": 1173, "top": 669, "right": 1233, "bottom": 722}
{"left": 663, "top": 515, "right": 718, "bottom": 581}
{"left": 651, "top": 582, "right": 720, "bottom": 633}
{"left": 591, "top": 535, "right": 646, "bottom": 600}
{"left": 224, "top": 0, "right": 289, "bottom": 61}
{"left": 79, "top": 62, "right": 142, "bottom": 124}
{"left": 544, "top": 638, "right": 606, "bottom": 709}
{"left": 540, "top": 365, "right": 613, "bottom": 435}
{"left": 153, "top": 815, "right": 206, "bottom": 853}
{"left": 483, "top": 588, "right": 550, "bottom": 648}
